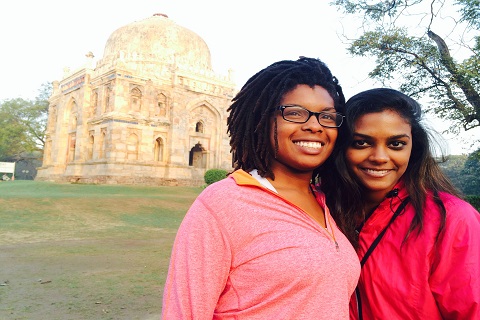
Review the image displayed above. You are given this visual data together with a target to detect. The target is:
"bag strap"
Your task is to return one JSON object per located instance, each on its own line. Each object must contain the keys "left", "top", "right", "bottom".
{"left": 360, "top": 196, "right": 410, "bottom": 267}
{"left": 356, "top": 196, "right": 410, "bottom": 319}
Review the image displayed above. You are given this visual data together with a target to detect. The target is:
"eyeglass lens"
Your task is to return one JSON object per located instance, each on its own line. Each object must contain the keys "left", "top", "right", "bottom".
{"left": 281, "top": 106, "right": 342, "bottom": 127}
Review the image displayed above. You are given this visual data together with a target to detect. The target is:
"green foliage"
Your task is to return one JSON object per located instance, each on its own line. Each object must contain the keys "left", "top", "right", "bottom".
{"left": 439, "top": 154, "right": 468, "bottom": 190}
{"left": 0, "top": 101, "right": 30, "bottom": 160}
{"left": 457, "top": 0, "right": 480, "bottom": 28}
{"left": 0, "top": 83, "right": 51, "bottom": 161}
{"left": 465, "top": 196, "right": 480, "bottom": 211}
{"left": 332, "top": 0, "right": 402, "bottom": 20}
{"left": 439, "top": 150, "right": 480, "bottom": 196}
{"left": 331, "top": 0, "right": 480, "bottom": 143}
{"left": 204, "top": 169, "right": 228, "bottom": 185}
{"left": 460, "top": 149, "right": 480, "bottom": 195}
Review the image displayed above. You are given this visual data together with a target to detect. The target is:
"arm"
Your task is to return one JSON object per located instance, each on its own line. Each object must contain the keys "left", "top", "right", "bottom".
{"left": 429, "top": 203, "right": 480, "bottom": 319}
{"left": 162, "top": 197, "right": 232, "bottom": 320}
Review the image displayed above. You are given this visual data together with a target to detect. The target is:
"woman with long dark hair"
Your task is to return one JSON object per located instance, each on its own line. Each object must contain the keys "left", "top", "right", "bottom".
{"left": 324, "top": 88, "right": 480, "bottom": 319}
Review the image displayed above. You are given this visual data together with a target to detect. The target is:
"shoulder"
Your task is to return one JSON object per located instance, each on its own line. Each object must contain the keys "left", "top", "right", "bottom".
{"left": 191, "top": 173, "right": 270, "bottom": 217}
{"left": 201, "top": 175, "right": 237, "bottom": 195}
{"left": 432, "top": 192, "right": 480, "bottom": 231}
{"left": 438, "top": 192, "right": 479, "bottom": 218}
{"left": 193, "top": 176, "right": 238, "bottom": 210}
{"left": 179, "top": 177, "right": 239, "bottom": 237}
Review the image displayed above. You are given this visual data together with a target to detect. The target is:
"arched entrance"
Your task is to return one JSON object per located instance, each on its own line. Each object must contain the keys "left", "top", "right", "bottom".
{"left": 189, "top": 142, "right": 206, "bottom": 168}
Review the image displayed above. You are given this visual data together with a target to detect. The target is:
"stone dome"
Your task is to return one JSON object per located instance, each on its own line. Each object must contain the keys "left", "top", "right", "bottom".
{"left": 101, "top": 13, "right": 212, "bottom": 70}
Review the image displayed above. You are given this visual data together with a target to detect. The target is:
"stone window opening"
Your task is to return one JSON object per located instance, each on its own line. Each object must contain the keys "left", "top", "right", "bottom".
{"left": 104, "top": 86, "right": 112, "bottom": 113}
{"left": 130, "top": 87, "right": 142, "bottom": 112}
{"left": 64, "top": 100, "right": 77, "bottom": 129}
{"left": 189, "top": 142, "right": 206, "bottom": 168}
{"left": 195, "top": 121, "right": 204, "bottom": 133}
{"left": 156, "top": 93, "right": 167, "bottom": 116}
{"left": 154, "top": 137, "right": 164, "bottom": 162}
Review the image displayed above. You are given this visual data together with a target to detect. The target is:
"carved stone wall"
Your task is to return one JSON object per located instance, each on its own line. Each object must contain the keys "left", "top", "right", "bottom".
{"left": 36, "top": 14, "right": 236, "bottom": 186}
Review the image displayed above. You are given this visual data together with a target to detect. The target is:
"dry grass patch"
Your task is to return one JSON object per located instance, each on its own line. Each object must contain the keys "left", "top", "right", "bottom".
{"left": 0, "top": 181, "right": 201, "bottom": 320}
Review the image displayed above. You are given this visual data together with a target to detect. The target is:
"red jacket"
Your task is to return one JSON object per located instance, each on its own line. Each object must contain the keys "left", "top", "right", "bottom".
{"left": 351, "top": 182, "right": 480, "bottom": 319}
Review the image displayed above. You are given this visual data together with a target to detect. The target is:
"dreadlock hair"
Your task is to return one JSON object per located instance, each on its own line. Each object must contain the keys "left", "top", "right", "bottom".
{"left": 323, "top": 88, "right": 462, "bottom": 248}
{"left": 227, "top": 56, "right": 345, "bottom": 180}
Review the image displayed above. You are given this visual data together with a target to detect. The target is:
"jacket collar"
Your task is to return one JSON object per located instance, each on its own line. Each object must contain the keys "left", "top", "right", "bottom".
{"left": 231, "top": 169, "right": 263, "bottom": 188}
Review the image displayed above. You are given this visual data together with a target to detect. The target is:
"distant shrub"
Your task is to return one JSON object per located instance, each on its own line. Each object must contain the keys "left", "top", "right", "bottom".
{"left": 204, "top": 169, "right": 228, "bottom": 185}
{"left": 465, "top": 195, "right": 480, "bottom": 211}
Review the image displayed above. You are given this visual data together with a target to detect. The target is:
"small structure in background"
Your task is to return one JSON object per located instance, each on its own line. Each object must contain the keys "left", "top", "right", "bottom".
{"left": 0, "top": 162, "right": 15, "bottom": 181}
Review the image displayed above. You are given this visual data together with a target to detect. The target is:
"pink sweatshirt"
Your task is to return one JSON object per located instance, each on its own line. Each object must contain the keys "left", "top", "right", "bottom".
{"left": 162, "top": 170, "right": 360, "bottom": 319}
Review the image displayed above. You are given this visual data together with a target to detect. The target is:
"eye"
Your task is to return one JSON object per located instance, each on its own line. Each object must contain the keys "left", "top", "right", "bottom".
{"left": 388, "top": 140, "right": 407, "bottom": 149}
{"left": 284, "top": 110, "right": 302, "bottom": 117}
{"left": 319, "top": 113, "right": 336, "bottom": 121}
{"left": 283, "top": 107, "right": 308, "bottom": 119}
{"left": 352, "top": 140, "right": 370, "bottom": 148}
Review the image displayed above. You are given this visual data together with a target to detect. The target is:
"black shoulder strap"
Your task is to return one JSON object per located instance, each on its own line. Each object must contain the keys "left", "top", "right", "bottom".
{"left": 356, "top": 196, "right": 411, "bottom": 320}
{"left": 360, "top": 196, "right": 410, "bottom": 267}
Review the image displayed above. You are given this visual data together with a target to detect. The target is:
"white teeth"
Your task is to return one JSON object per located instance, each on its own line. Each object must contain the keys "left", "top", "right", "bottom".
{"left": 364, "top": 169, "right": 390, "bottom": 176}
{"left": 294, "top": 141, "right": 323, "bottom": 149}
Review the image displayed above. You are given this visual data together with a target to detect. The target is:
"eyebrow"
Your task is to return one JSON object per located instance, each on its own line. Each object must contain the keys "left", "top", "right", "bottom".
{"left": 352, "top": 132, "right": 411, "bottom": 140}
{"left": 284, "top": 104, "right": 337, "bottom": 112}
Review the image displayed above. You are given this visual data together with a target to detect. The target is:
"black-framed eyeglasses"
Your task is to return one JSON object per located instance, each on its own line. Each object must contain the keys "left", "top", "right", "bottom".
{"left": 274, "top": 105, "right": 344, "bottom": 128}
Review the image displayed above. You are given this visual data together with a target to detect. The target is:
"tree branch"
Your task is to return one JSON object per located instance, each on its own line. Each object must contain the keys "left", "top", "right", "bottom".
{"left": 428, "top": 30, "right": 480, "bottom": 122}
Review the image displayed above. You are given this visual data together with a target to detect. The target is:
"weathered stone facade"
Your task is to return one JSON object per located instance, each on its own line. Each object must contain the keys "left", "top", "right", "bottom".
{"left": 36, "top": 14, "right": 236, "bottom": 186}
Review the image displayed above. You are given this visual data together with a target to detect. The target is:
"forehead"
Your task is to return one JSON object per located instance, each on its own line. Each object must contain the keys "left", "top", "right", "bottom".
{"left": 281, "top": 85, "right": 334, "bottom": 109}
{"left": 354, "top": 110, "right": 412, "bottom": 135}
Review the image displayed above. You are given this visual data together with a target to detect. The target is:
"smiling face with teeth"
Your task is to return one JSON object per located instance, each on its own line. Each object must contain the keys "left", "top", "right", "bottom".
{"left": 269, "top": 84, "right": 338, "bottom": 176}
{"left": 346, "top": 109, "right": 412, "bottom": 203}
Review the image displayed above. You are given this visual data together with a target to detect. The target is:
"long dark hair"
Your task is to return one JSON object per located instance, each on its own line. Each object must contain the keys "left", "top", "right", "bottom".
{"left": 227, "top": 56, "right": 345, "bottom": 180}
{"left": 323, "top": 88, "right": 461, "bottom": 247}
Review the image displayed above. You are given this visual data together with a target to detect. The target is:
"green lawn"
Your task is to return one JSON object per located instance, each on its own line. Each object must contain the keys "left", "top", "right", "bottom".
{"left": 0, "top": 180, "right": 202, "bottom": 320}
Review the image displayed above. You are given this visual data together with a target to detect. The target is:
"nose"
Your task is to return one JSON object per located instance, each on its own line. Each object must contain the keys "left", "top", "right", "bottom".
{"left": 368, "top": 146, "right": 389, "bottom": 163}
{"left": 302, "top": 114, "right": 324, "bottom": 132}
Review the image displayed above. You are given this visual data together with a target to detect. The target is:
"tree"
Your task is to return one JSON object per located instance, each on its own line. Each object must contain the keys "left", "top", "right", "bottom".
{"left": 332, "top": 0, "right": 480, "bottom": 141}
{"left": 438, "top": 154, "right": 468, "bottom": 189}
{"left": 461, "top": 148, "right": 480, "bottom": 195}
{"left": 0, "top": 83, "right": 51, "bottom": 161}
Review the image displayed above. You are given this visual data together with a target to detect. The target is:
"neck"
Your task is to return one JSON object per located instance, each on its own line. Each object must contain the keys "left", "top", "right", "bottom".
{"left": 269, "top": 167, "right": 313, "bottom": 193}
{"left": 363, "top": 201, "right": 379, "bottom": 216}
{"left": 363, "top": 192, "right": 385, "bottom": 214}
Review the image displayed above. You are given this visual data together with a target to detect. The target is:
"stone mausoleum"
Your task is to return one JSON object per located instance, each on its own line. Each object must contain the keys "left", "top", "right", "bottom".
{"left": 36, "top": 14, "right": 236, "bottom": 186}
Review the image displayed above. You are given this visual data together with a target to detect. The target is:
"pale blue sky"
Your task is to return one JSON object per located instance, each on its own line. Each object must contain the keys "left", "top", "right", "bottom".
{"left": 0, "top": 0, "right": 477, "bottom": 154}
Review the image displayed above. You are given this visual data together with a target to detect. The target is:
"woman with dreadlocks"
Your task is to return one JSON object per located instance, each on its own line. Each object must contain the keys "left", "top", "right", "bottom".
{"left": 162, "top": 57, "right": 360, "bottom": 319}
{"left": 323, "top": 88, "right": 480, "bottom": 319}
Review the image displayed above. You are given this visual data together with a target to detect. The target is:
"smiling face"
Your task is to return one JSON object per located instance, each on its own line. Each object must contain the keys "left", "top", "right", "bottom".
{"left": 346, "top": 109, "right": 412, "bottom": 204}
{"left": 269, "top": 84, "right": 337, "bottom": 177}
